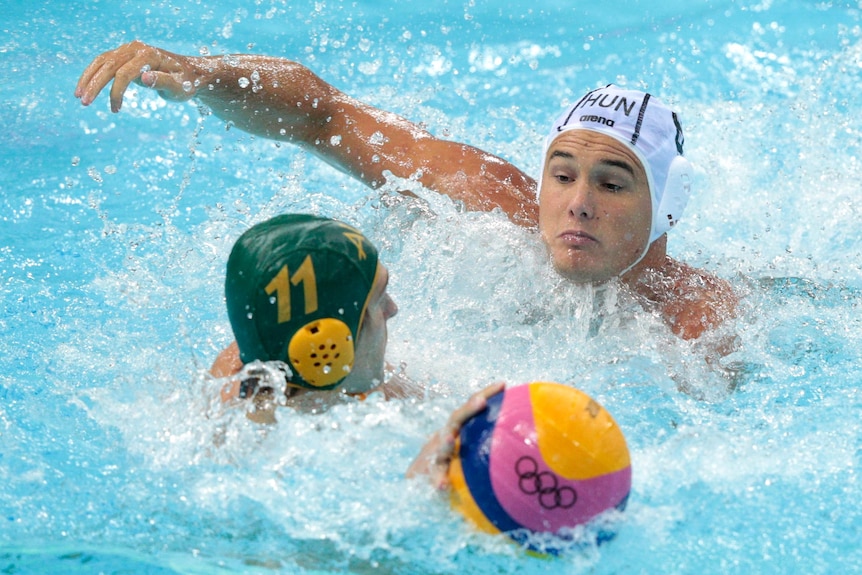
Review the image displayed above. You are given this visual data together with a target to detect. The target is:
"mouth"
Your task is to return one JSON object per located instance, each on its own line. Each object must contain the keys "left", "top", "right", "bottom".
{"left": 558, "top": 230, "right": 598, "bottom": 246}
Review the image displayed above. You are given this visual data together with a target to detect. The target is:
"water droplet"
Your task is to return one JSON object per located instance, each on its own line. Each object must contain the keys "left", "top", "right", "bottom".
{"left": 238, "top": 77, "right": 250, "bottom": 88}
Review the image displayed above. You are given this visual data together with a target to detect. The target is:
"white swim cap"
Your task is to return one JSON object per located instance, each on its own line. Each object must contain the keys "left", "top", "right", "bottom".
{"left": 539, "top": 85, "right": 693, "bottom": 247}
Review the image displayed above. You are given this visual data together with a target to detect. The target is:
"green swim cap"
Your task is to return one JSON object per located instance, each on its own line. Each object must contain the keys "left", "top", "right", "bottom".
{"left": 225, "top": 214, "right": 380, "bottom": 390}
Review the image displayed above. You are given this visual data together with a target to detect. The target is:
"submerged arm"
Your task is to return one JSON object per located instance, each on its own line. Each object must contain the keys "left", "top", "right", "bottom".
{"left": 76, "top": 41, "right": 538, "bottom": 226}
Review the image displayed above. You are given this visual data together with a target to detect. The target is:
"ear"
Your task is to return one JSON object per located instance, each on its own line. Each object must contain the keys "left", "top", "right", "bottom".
{"left": 287, "top": 318, "right": 355, "bottom": 389}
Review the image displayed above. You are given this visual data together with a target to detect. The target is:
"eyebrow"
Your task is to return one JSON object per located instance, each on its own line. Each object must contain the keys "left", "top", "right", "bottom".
{"left": 549, "top": 150, "right": 636, "bottom": 176}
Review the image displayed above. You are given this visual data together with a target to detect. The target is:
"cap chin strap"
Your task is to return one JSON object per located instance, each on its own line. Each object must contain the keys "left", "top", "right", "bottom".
{"left": 650, "top": 155, "right": 693, "bottom": 243}
{"left": 620, "top": 155, "right": 693, "bottom": 278}
{"left": 287, "top": 318, "right": 355, "bottom": 389}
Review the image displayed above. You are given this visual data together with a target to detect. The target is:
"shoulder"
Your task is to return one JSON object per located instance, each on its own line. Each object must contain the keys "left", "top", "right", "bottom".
{"left": 663, "top": 259, "right": 738, "bottom": 340}
{"left": 638, "top": 257, "right": 738, "bottom": 340}
{"left": 211, "top": 342, "right": 244, "bottom": 403}
{"left": 377, "top": 369, "right": 425, "bottom": 400}
{"left": 211, "top": 341, "right": 243, "bottom": 378}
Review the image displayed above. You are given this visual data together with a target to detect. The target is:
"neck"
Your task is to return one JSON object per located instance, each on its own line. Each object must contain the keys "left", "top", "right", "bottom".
{"left": 620, "top": 234, "right": 672, "bottom": 301}
{"left": 284, "top": 386, "right": 365, "bottom": 412}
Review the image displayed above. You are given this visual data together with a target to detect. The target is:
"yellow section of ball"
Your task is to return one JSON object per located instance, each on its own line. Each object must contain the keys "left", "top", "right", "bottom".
{"left": 448, "top": 437, "right": 501, "bottom": 536}
{"left": 529, "top": 382, "right": 631, "bottom": 480}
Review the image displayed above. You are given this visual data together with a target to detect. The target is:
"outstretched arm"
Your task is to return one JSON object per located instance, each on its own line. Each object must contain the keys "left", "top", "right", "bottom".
{"left": 76, "top": 41, "right": 538, "bottom": 226}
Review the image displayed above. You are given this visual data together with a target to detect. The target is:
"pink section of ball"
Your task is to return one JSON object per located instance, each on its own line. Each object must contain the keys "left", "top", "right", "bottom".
{"left": 487, "top": 385, "right": 631, "bottom": 533}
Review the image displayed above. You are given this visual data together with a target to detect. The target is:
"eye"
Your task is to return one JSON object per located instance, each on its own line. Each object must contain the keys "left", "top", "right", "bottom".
{"left": 603, "top": 181, "right": 623, "bottom": 192}
{"left": 550, "top": 166, "right": 576, "bottom": 184}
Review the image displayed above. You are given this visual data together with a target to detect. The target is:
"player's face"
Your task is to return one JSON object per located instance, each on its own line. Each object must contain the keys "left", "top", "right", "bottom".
{"left": 538, "top": 130, "right": 652, "bottom": 284}
{"left": 341, "top": 264, "right": 398, "bottom": 394}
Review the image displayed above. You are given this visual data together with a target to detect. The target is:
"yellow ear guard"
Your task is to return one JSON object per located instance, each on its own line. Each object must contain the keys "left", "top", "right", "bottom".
{"left": 287, "top": 318, "right": 355, "bottom": 388}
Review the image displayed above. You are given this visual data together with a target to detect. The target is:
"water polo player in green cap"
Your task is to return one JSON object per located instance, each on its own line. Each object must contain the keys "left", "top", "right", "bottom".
{"left": 210, "top": 214, "right": 406, "bottom": 423}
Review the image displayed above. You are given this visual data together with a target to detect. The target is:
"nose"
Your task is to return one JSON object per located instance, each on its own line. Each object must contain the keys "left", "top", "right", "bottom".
{"left": 566, "top": 179, "right": 595, "bottom": 220}
{"left": 384, "top": 294, "right": 399, "bottom": 319}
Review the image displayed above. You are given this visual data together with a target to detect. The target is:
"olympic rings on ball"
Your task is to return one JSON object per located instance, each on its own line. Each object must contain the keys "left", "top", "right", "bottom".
{"left": 447, "top": 382, "right": 632, "bottom": 555}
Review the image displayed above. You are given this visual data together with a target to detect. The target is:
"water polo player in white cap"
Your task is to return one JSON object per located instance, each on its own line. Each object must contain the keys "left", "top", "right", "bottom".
{"left": 77, "top": 42, "right": 738, "bottom": 344}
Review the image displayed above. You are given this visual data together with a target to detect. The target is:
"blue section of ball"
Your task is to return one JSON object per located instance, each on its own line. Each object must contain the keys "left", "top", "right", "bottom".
{"left": 456, "top": 390, "right": 522, "bottom": 533}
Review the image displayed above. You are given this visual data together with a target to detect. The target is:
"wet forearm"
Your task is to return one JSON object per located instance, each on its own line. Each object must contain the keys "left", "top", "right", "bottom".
{"left": 179, "top": 53, "right": 538, "bottom": 220}
{"left": 186, "top": 55, "right": 339, "bottom": 146}
{"left": 183, "top": 53, "right": 417, "bottom": 187}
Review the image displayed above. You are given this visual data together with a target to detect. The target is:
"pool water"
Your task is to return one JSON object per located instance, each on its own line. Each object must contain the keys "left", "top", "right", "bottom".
{"left": 2, "top": 0, "right": 861, "bottom": 573}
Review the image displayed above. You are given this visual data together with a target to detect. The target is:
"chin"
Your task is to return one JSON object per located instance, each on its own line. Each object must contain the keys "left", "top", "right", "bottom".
{"left": 552, "top": 259, "right": 608, "bottom": 285}
{"left": 341, "top": 367, "right": 384, "bottom": 394}
{"left": 341, "top": 378, "right": 375, "bottom": 395}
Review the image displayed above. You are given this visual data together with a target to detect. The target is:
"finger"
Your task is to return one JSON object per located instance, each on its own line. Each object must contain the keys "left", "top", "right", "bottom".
{"left": 140, "top": 70, "right": 158, "bottom": 88}
{"left": 433, "top": 430, "right": 457, "bottom": 461}
{"left": 75, "top": 53, "right": 108, "bottom": 99}
{"left": 76, "top": 57, "right": 138, "bottom": 110}
{"left": 433, "top": 447, "right": 453, "bottom": 466}
{"left": 141, "top": 70, "right": 195, "bottom": 102}
{"left": 431, "top": 467, "right": 451, "bottom": 491}
{"left": 76, "top": 42, "right": 165, "bottom": 111}
{"left": 478, "top": 380, "right": 506, "bottom": 399}
{"left": 108, "top": 54, "right": 163, "bottom": 112}
{"left": 447, "top": 381, "right": 505, "bottom": 429}
{"left": 75, "top": 54, "right": 122, "bottom": 105}
{"left": 76, "top": 42, "right": 143, "bottom": 106}
{"left": 429, "top": 445, "right": 455, "bottom": 490}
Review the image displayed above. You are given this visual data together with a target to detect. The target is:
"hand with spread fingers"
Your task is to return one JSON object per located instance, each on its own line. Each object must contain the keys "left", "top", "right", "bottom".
{"left": 75, "top": 41, "right": 198, "bottom": 112}
{"left": 406, "top": 381, "right": 506, "bottom": 489}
